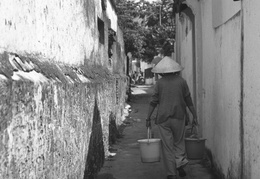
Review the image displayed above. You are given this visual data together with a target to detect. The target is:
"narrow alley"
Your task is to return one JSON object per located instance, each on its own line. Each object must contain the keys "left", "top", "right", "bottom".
{"left": 97, "top": 85, "right": 217, "bottom": 179}
{"left": 1, "top": 0, "right": 260, "bottom": 178}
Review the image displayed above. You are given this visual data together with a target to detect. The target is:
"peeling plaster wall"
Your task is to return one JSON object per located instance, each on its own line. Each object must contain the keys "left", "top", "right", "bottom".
{"left": 0, "top": 0, "right": 103, "bottom": 66}
{"left": 243, "top": 0, "right": 260, "bottom": 178}
{"left": 177, "top": 0, "right": 242, "bottom": 178}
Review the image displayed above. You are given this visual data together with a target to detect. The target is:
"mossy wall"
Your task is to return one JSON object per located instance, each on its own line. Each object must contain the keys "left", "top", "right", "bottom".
{"left": 0, "top": 52, "right": 127, "bottom": 179}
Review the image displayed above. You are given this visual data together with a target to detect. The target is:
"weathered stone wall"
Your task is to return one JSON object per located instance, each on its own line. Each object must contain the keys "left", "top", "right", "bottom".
{"left": 0, "top": 0, "right": 128, "bottom": 178}
{"left": 0, "top": 52, "right": 127, "bottom": 179}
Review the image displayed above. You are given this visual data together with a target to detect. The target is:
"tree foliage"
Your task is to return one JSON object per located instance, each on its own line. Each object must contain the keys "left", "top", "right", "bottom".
{"left": 116, "top": 0, "right": 175, "bottom": 62}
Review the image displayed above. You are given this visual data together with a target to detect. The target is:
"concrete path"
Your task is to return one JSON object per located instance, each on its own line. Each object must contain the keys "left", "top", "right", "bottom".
{"left": 97, "top": 85, "right": 217, "bottom": 179}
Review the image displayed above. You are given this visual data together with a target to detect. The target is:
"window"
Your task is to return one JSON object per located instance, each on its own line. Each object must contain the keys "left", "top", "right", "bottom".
{"left": 108, "top": 28, "right": 116, "bottom": 64}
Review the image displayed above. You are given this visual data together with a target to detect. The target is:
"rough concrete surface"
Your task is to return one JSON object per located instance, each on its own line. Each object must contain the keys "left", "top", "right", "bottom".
{"left": 97, "top": 85, "right": 216, "bottom": 179}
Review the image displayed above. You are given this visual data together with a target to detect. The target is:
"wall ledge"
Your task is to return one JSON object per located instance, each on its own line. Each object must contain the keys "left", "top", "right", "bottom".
{"left": 0, "top": 51, "right": 126, "bottom": 85}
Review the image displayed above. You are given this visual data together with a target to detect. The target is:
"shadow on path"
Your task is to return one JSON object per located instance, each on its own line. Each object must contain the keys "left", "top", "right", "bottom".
{"left": 97, "top": 173, "right": 116, "bottom": 179}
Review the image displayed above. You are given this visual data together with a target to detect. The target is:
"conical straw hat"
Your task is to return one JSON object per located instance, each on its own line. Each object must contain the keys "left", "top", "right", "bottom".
{"left": 151, "top": 56, "right": 184, "bottom": 73}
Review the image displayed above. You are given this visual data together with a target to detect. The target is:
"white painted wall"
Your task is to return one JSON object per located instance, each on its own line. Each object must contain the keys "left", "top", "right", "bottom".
{"left": 178, "top": 13, "right": 194, "bottom": 100}
{"left": 212, "top": 0, "right": 241, "bottom": 28}
{"left": 243, "top": 0, "right": 260, "bottom": 178}
{"left": 177, "top": 0, "right": 242, "bottom": 177}
{"left": 106, "top": 0, "right": 118, "bottom": 31}
{"left": 201, "top": 1, "right": 242, "bottom": 177}
{"left": 0, "top": 0, "right": 103, "bottom": 66}
{"left": 203, "top": 16, "right": 241, "bottom": 177}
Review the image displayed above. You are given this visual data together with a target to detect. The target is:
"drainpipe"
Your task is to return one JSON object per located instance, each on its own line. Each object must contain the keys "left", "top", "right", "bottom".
{"left": 239, "top": 0, "right": 244, "bottom": 178}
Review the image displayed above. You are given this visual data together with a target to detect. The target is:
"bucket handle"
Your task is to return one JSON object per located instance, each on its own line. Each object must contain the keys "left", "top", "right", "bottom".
{"left": 190, "top": 125, "right": 200, "bottom": 142}
{"left": 190, "top": 125, "right": 198, "bottom": 134}
{"left": 147, "top": 127, "right": 151, "bottom": 143}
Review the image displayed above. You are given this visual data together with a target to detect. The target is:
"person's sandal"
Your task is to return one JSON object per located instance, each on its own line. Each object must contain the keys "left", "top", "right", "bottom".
{"left": 177, "top": 167, "right": 186, "bottom": 177}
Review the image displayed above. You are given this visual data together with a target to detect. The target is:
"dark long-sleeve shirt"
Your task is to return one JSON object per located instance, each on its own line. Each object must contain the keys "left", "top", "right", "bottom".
{"left": 150, "top": 74, "right": 193, "bottom": 124}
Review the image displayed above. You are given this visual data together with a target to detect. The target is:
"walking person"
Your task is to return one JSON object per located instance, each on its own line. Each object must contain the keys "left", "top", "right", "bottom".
{"left": 146, "top": 49, "right": 198, "bottom": 179}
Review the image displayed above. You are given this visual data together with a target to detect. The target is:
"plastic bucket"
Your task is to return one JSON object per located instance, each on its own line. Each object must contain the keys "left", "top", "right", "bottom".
{"left": 185, "top": 138, "right": 206, "bottom": 159}
{"left": 137, "top": 138, "right": 161, "bottom": 163}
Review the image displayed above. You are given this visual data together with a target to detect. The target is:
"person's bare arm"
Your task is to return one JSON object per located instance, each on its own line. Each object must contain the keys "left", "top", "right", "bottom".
{"left": 185, "top": 94, "right": 198, "bottom": 125}
{"left": 146, "top": 105, "right": 156, "bottom": 128}
{"left": 187, "top": 105, "right": 198, "bottom": 125}
{"left": 146, "top": 83, "right": 159, "bottom": 128}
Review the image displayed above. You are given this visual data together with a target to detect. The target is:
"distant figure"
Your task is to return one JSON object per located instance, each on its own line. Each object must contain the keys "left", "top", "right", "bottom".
{"left": 135, "top": 72, "right": 144, "bottom": 85}
{"left": 146, "top": 47, "right": 198, "bottom": 179}
{"left": 131, "top": 72, "right": 136, "bottom": 84}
